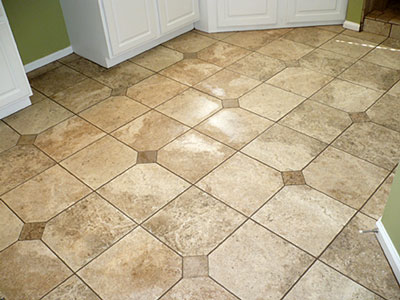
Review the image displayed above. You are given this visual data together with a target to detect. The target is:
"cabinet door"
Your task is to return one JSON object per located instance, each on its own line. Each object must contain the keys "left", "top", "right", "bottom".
{"left": 102, "top": 0, "right": 159, "bottom": 56}
{"left": 217, "top": 0, "right": 278, "bottom": 27}
{"left": 158, "top": 0, "right": 199, "bottom": 33}
{"left": 286, "top": 0, "right": 348, "bottom": 24}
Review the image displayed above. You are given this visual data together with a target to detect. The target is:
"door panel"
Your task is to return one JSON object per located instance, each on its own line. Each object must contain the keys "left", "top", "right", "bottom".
{"left": 158, "top": 0, "right": 199, "bottom": 33}
{"left": 286, "top": 0, "right": 347, "bottom": 23}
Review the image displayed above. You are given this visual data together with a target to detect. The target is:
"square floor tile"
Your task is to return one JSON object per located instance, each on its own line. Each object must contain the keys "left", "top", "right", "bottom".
{"left": 130, "top": 45, "right": 183, "bottom": 71}
{"left": 223, "top": 30, "right": 274, "bottom": 50}
{"left": 367, "top": 93, "right": 400, "bottom": 132}
{"left": 42, "top": 276, "right": 100, "bottom": 300}
{"left": 66, "top": 57, "right": 106, "bottom": 78}
{"left": 144, "top": 186, "right": 245, "bottom": 255}
{"left": 242, "top": 124, "right": 326, "bottom": 171}
{"left": 197, "top": 153, "right": 282, "bottom": 215}
{"left": 193, "top": 29, "right": 236, "bottom": 40}
{"left": 61, "top": 136, "right": 137, "bottom": 189}
{"left": 320, "top": 34, "right": 378, "bottom": 59}
{"left": 342, "top": 29, "right": 387, "bottom": 43}
{"left": 316, "top": 25, "right": 345, "bottom": 33}
{"left": 363, "top": 39, "right": 400, "bottom": 70}
{"left": 0, "top": 121, "right": 19, "bottom": 153}
{"left": 257, "top": 38, "right": 314, "bottom": 61}
{"left": 0, "top": 202, "right": 23, "bottom": 251}
{"left": 197, "top": 41, "right": 251, "bottom": 67}
{"left": 29, "top": 88, "right": 48, "bottom": 104}
{"left": 388, "top": 80, "right": 400, "bottom": 97}
{"left": 98, "top": 164, "right": 190, "bottom": 223}
{"left": 304, "top": 147, "right": 388, "bottom": 209}
{"left": 163, "top": 31, "right": 216, "bottom": 53}
{"left": 158, "top": 130, "right": 234, "bottom": 183}
{"left": 284, "top": 27, "right": 337, "bottom": 47}
{"left": 27, "top": 61, "right": 62, "bottom": 80}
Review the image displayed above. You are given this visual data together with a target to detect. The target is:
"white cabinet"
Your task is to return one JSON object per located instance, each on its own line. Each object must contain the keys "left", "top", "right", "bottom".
{"left": 158, "top": 0, "right": 199, "bottom": 33}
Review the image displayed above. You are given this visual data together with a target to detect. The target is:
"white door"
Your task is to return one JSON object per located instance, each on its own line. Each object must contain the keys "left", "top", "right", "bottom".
{"left": 158, "top": 0, "right": 199, "bottom": 33}
{"left": 102, "top": 0, "right": 159, "bottom": 56}
{"left": 217, "top": 0, "right": 278, "bottom": 27}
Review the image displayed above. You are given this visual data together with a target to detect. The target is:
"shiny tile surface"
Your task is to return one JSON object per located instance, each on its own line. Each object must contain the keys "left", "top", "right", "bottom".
{"left": 284, "top": 27, "right": 337, "bottom": 47}
{"left": 257, "top": 38, "right": 314, "bottom": 61}
{"left": 367, "top": 93, "right": 400, "bottom": 132}
{"left": 163, "top": 31, "right": 216, "bottom": 53}
{"left": 130, "top": 45, "right": 183, "bottom": 71}
{"left": 197, "top": 41, "right": 251, "bottom": 67}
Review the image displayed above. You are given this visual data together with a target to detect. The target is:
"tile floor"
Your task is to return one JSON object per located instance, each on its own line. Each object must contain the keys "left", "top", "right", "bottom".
{"left": 1, "top": 25, "right": 400, "bottom": 300}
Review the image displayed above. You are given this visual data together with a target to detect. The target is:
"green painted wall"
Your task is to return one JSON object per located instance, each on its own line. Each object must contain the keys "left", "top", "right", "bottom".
{"left": 382, "top": 165, "right": 400, "bottom": 253}
{"left": 346, "top": 0, "right": 364, "bottom": 24}
{"left": 3, "top": 0, "right": 70, "bottom": 65}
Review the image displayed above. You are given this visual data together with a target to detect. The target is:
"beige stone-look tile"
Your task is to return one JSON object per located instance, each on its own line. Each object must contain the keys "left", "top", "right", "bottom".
{"left": 280, "top": 100, "right": 351, "bottom": 143}
{"left": 197, "top": 41, "right": 251, "bottom": 67}
{"left": 113, "top": 110, "right": 189, "bottom": 151}
{"left": 43, "top": 193, "right": 135, "bottom": 270}
{"left": 282, "top": 171, "right": 306, "bottom": 185}
{"left": 222, "top": 99, "right": 240, "bottom": 108}
{"left": 2, "top": 165, "right": 91, "bottom": 222}
{"left": 194, "top": 29, "right": 236, "bottom": 40}
{"left": 363, "top": 19, "right": 391, "bottom": 36}
{"left": 210, "top": 220, "right": 313, "bottom": 300}
{"left": 223, "top": 30, "right": 274, "bottom": 50}
{"left": 4, "top": 99, "right": 73, "bottom": 135}
{"left": 0, "top": 241, "right": 71, "bottom": 300}
{"left": 243, "top": 124, "right": 327, "bottom": 171}
{"left": 195, "top": 69, "right": 261, "bottom": 100}
{"left": 66, "top": 57, "right": 106, "bottom": 78}
{"left": 161, "top": 278, "right": 237, "bottom": 300}
{"left": 163, "top": 31, "right": 216, "bottom": 53}
{"left": 30, "top": 89, "right": 48, "bottom": 104}
{"left": 316, "top": 25, "right": 345, "bottom": 33}
{"left": 19, "top": 222, "right": 46, "bottom": 240}
{"left": 388, "top": 80, "right": 400, "bottom": 97}
{"left": 267, "top": 67, "right": 332, "bottom": 98}
{"left": 34, "top": 116, "right": 105, "bottom": 161}
{"left": 363, "top": 41, "right": 400, "bottom": 70}
{"left": 197, "top": 153, "right": 283, "bottom": 216}
{"left": 239, "top": 83, "right": 305, "bottom": 121}
{"left": 94, "top": 61, "right": 153, "bottom": 89}
{"left": 98, "top": 164, "right": 189, "bottom": 223}
{"left": 144, "top": 186, "right": 245, "bottom": 255}
{"left": 130, "top": 45, "right": 183, "bottom": 71}
{"left": 183, "top": 256, "right": 208, "bottom": 278}
{"left": 0, "top": 201, "right": 23, "bottom": 251}
{"left": 61, "top": 136, "right": 137, "bottom": 189}
{"left": 160, "top": 58, "right": 221, "bottom": 86}
{"left": 136, "top": 150, "right": 157, "bottom": 163}
{"left": 196, "top": 108, "right": 273, "bottom": 149}
{"left": 368, "top": 93, "right": 400, "bottom": 132}
{"left": 52, "top": 78, "right": 112, "bottom": 113}
{"left": 254, "top": 185, "right": 355, "bottom": 255}
{"left": 257, "top": 38, "right": 314, "bottom": 61}
{"left": 58, "top": 52, "right": 80, "bottom": 64}
{"left": 304, "top": 147, "right": 387, "bottom": 209}
{"left": 79, "top": 96, "right": 148, "bottom": 132}
{"left": 127, "top": 74, "right": 187, "bottom": 108}
{"left": 342, "top": 29, "right": 387, "bottom": 44}
{"left": 391, "top": 24, "right": 400, "bottom": 39}
{"left": 0, "top": 145, "right": 55, "bottom": 195}
{"left": 227, "top": 52, "right": 286, "bottom": 81}
{"left": 311, "top": 79, "right": 383, "bottom": 112}
{"left": 333, "top": 122, "right": 400, "bottom": 170}
{"left": 284, "top": 27, "right": 337, "bottom": 47}
{"left": 320, "top": 34, "right": 377, "bottom": 59}
{"left": 321, "top": 213, "right": 400, "bottom": 300}
{"left": 158, "top": 130, "right": 235, "bottom": 183}
{"left": 284, "top": 261, "right": 383, "bottom": 300}
{"left": 27, "top": 61, "right": 62, "bottom": 80}
{"left": 157, "top": 89, "right": 222, "bottom": 127}
{"left": 42, "top": 276, "right": 100, "bottom": 300}
{"left": 78, "top": 227, "right": 181, "bottom": 300}
{"left": 0, "top": 121, "right": 19, "bottom": 153}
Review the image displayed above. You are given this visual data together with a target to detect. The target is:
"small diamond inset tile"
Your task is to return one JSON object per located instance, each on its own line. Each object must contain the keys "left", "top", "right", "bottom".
{"left": 17, "top": 135, "right": 37, "bottom": 145}
{"left": 19, "top": 222, "right": 46, "bottom": 240}
{"left": 137, "top": 151, "right": 158, "bottom": 164}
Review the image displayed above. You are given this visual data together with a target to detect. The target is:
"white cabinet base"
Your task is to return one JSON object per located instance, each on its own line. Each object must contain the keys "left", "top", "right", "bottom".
{"left": 0, "top": 96, "right": 30, "bottom": 119}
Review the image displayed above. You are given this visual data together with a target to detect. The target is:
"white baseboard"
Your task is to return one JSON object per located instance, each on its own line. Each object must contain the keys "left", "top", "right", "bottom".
{"left": 343, "top": 20, "right": 361, "bottom": 32}
{"left": 24, "top": 46, "right": 73, "bottom": 73}
{"left": 0, "top": 96, "right": 31, "bottom": 119}
{"left": 376, "top": 218, "right": 400, "bottom": 283}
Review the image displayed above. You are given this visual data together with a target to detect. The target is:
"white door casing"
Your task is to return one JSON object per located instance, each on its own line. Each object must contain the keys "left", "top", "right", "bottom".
{"left": 158, "top": 0, "right": 199, "bottom": 33}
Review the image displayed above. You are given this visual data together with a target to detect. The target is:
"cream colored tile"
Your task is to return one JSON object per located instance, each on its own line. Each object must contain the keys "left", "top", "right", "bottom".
{"left": 197, "top": 41, "right": 251, "bottom": 67}
{"left": 363, "top": 40, "right": 400, "bottom": 70}
{"left": 284, "top": 27, "right": 337, "bottom": 47}
{"left": 315, "top": 25, "right": 345, "bottom": 33}
{"left": 223, "top": 30, "right": 274, "bottom": 50}
{"left": 363, "top": 19, "right": 391, "bottom": 36}
{"left": 130, "top": 45, "right": 183, "bottom": 71}
{"left": 42, "top": 276, "right": 100, "bottom": 300}
{"left": 163, "top": 31, "right": 216, "bottom": 53}
{"left": 320, "top": 34, "right": 377, "bottom": 59}
{"left": 183, "top": 256, "right": 208, "bottom": 278}
{"left": 0, "top": 201, "right": 23, "bottom": 251}
{"left": 367, "top": 93, "right": 400, "bottom": 132}
{"left": 257, "top": 38, "right": 314, "bottom": 61}
{"left": 342, "top": 29, "right": 387, "bottom": 43}
{"left": 0, "top": 121, "right": 19, "bottom": 153}
{"left": 388, "top": 80, "right": 400, "bottom": 97}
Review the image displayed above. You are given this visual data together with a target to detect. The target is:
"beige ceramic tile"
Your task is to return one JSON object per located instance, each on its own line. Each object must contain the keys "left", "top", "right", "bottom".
{"left": 98, "top": 164, "right": 190, "bottom": 223}
{"left": 158, "top": 130, "right": 235, "bottom": 183}
{"left": 284, "top": 27, "right": 337, "bottom": 47}
{"left": 316, "top": 25, "right": 345, "bottom": 33}
{"left": 163, "top": 31, "right": 216, "bottom": 53}
{"left": 333, "top": 122, "right": 400, "bottom": 170}
{"left": 183, "top": 256, "right": 208, "bottom": 278}
{"left": 257, "top": 38, "right": 314, "bottom": 61}
{"left": 30, "top": 89, "right": 48, "bottom": 104}
{"left": 0, "top": 241, "right": 71, "bottom": 300}
{"left": 342, "top": 29, "right": 387, "bottom": 43}
{"left": 197, "top": 153, "right": 283, "bottom": 215}
{"left": 61, "top": 136, "right": 137, "bottom": 189}
{"left": 254, "top": 185, "right": 355, "bottom": 255}
{"left": 113, "top": 110, "right": 189, "bottom": 151}
{"left": 52, "top": 78, "right": 112, "bottom": 113}
{"left": 363, "top": 39, "right": 400, "bottom": 70}
{"left": 209, "top": 220, "right": 313, "bottom": 300}
{"left": 0, "top": 121, "right": 19, "bottom": 153}
{"left": 223, "top": 30, "right": 274, "bottom": 50}
{"left": 243, "top": 124, "right": 326, "bottom": 171}
{"left": 58, "top": 52, "right": 80, "bottom": 64}
{"left": 160, "top": 58, "right": 221, "bottom": 86}
{"left": 194, "top": 29, "right": 236, "bottom": 40}
{"left": 144, "top": 186, "right": 245, "bottom": 255}
{"left": 78, "top": 227, "right": 181, "bottom": 300}
{"left": 127, "top": 74, "right": 187, "bottom": 107}
{"left": 239, "top": 83, "right": 305, "bottom": 121}
{"left": 130, "top": 45, "right": 183, "bottom": 71}
{"left": 311, "top": 79, "right": 382, "bottom": 112}
{"left": 280, "top": 100, "right": 351, "bottom": 143}
{"left": 0, "top": 145, "right": 55, "bottom": 195}
{"left": 284, "top": 261, "right": 383, "bottom": 300}
{"left": 227, "top": 52, "right": 286, "bottom": 81}
{"left": 320, "top": 34, "right": 377, "bottom": 59}
{"left": 388, "top": 80, "right": 400, "bottom": 97}
{"left": 43, "top": 193, "right": 135, "bottom": 270}
{"left": 363, "top": 19, "right": 391, "bottom": 36}
{"left": 321, "top": 213, "right": 400, "bottom": 300}
{"left": 34, "top": 116, "right": 105, "bottom": 161}
{"left": 304, "top": 147, "right": 388, "bottom": 209}
{"left": 197, "top": 41, "right": 251, "bottom": 67}
{"left": 157, "top": 88, "right": 222, "bottom": 127}
{"left": 195, "top": 70, "right": 261, "bottom": 100}
{"left": 0, "top": 201, "right": 23, "bottom": 251}
{"left": 17, "top": 134, "right": 37, "bottom": 145}
{"left": 66, "top": 57, "right": 106, "bottom": 78}
{"left": 391, "top": 24, "right": 400, "bottom": 39}
{"left": 368, "top": 93, "right": 400, "bottom": 132}
{"left": 4, "top": 99, "right": 73, "bottom": 135}
{"left": 2, "top": 165, "right": 91, "bottom": 222}
{"left": 79, "top": 96, "right": 148, "bottom": 132}
{"left": 42, "top": 276, "right": 101, "bottom": 300}
{"left": 27, "top": 61, "right": 62, "bottom": 80}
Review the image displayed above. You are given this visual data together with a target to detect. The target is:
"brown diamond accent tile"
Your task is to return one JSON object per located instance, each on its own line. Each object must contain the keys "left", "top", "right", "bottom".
{"left": 282, "top": 171, "right": 306, "bottom": 185}
{"left": 222, "top": 99, "right": 239, "bottom": 108}
{"left": 111, "top": 87, "right": 127, "bottom": 96}
{"left": 137, "top": 151, "right": 158, "bottom": 164}
{"left": 349, "top": 112, "right": 371, "bottom": 123}
{"left": 183, "top": 52, "right": 198, "bottom": 59}
{"left": 183, "top": 256, "right": 208, "bottom": 278}
{"left": 17, "top": 135, "right": 37, "bottom": 145}
{"left": 19, "top": 222, "right": 46, "bottom": 240}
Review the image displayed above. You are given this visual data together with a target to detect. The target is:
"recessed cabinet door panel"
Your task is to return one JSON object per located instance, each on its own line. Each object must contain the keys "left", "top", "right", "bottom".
{"left": 217, "top": 0, "right": 278, "bottom": 27}
{"left": 158, "top": 0, "right": 199, "bottom": 33}
{"left": 102, "top": 0, "right": 159, "bottom": 56}
{"left": 286, "top": 0, "right": 348, "bottom": 23}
